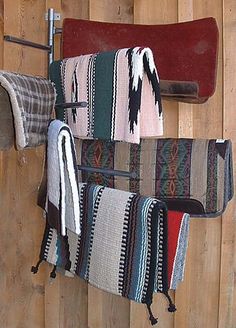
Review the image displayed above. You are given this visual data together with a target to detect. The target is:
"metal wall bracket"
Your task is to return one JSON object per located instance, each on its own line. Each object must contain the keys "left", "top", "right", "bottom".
{"left": 45, "top": 12, "right": 61, "bottom": 21}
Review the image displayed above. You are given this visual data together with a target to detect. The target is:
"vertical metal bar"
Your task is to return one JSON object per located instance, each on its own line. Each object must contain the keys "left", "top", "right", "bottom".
{"left": 48, "top": 8, "right": 54, "bottom": 77}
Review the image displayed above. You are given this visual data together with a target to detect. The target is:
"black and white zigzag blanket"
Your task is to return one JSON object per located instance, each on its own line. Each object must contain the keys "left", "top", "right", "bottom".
{"left": 50, "top": 47, "right": 163, "bottom": 144}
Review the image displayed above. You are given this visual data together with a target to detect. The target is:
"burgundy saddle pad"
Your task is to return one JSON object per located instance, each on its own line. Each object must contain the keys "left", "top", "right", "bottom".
{"left": 61, "top": 17, "right": 219, "bottom": 103}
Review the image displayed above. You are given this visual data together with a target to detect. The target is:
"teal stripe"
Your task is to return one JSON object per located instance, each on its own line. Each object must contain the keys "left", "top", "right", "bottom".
{"left": 93, "top": 51, "right": 116, "bottom": 139}
{"left": 128, "top": 196, "right": 146, "bottom": 302}
{"left": 49, "top": 60, "right": 65, "bottom": 121}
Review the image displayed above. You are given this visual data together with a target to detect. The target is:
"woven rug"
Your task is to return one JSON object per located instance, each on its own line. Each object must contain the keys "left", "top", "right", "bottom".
{"left": 50, "top": 47, "right": 163, "bottom": 144}
{"left": 0, "top": 70, "right": 56, "bottom": 150}
{"left": 76, "top": 139, "right": 191, "bottom": 290}
{"left": 46, "top": 119, "right": 80, "bottom": 236}
{"left": 76, "top": 138, "right": 234, "bottom": 217}
{"left": 35, "top": 182, "right": 170, "bottom": 324}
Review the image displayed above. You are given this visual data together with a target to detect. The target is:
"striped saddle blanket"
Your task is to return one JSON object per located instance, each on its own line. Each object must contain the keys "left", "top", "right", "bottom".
{"left": 35, "top": 183, "right": 173, "bottom": 324}
{"left": 77, "top": 138, "right": 234, "bottom": 217}
{"left": 50, "top": 47, "right": 163, "bottom": 144}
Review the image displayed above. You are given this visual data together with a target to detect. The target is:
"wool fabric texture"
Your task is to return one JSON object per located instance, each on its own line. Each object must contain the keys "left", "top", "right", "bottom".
{"left": 77, "top": 138, "right": 234, "bottom": 217}
{"left": 0, "top": 70, "right": 56, "bottom": 149}
{"left": 37, "top": 183, "right": 168, "bottom": 306}
{"left": 167, "top": 211, "right": 190, "bottom": 289}
{"left": 72, "top": 139, "right": 191, "bottom": 290}
{"left": 46, "top": 119, "right": 80, "bottom": 236}
{"left": 50, "top": 47, "right": 163, "bottom": 144}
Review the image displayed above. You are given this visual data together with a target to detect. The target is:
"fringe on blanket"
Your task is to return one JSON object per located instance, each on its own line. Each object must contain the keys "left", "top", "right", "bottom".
{"left": 34, "top": 182, "right": 172, "bottom": 325}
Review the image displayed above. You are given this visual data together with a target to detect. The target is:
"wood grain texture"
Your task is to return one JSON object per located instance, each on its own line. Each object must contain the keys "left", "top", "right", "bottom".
{"left": 0, "top": 0, "right": 3, "bottom": 69}
{"left": 90, "top": 0, "right": 133, "bottom": 23}
{"left": 218, "top": 1, "right": 236, "bottom": 327}
{"left": 0, "top": 1, "right": 47, "bottom": 328}
{"left": 4, "top": 0, "right": 47, "bottom": 75}
{"left": 0, "top": 147, "right": 46, "bottom": 328}
{"left": 175, "top": 1, "right": 223, "bottom": 328}
{"left": 134, "top": 0, "right": 179, "bottom": 139}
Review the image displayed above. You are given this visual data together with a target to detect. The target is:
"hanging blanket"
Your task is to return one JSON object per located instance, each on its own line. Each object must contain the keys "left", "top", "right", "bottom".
{"left": 35, "top": 183, "right": 171, "bottom": 325}
{"left": 50, "top": 47, "right": 163, "bottom": 144}
{"left": 167, "top": 211, "right": 190, "bottom": 290}
{"left": 76, "top": 140, "right": 190, "bottom": 290}
{"left": 77, "top": 138, "right": 234, "bottom": 217}
{"left": 0, "top": 70, "right": 56, "bottom": 150}
{"left": 46, "top": 119, "right": 80, "bottom": 236}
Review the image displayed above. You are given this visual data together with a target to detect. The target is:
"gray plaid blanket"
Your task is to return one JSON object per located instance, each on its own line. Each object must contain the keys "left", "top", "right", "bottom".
{"left": 0, "top": 70, "right": 56, "bottom": 149}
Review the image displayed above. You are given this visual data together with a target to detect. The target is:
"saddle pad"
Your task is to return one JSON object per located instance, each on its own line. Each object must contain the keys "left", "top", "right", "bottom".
{"left": 62, "top": 17, "right": 219, "bottom": 103}
{"left": 37, "top": 183, "right": 169, "bottom": 306}
{"left": 0, "top": 70, "right": 56, "bottom": 149}
{"left": 76, "top": 138, "right": 234, "bottom": 217}
{"left": 50, "top": 46, "right": 163, "bottom": 143}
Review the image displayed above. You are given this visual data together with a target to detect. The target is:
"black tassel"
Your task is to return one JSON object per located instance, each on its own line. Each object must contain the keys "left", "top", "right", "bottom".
{"left": 164, "top": 291, "right": 177, "bottom": 313}
{"left": 146, "top": 304, "right": 158, "bottom": 325}
{"left": 50, "top": 265, "right": 57, "bottom": 279}
{"left": 31, "top": 259, "right": 43, "bottom": 274}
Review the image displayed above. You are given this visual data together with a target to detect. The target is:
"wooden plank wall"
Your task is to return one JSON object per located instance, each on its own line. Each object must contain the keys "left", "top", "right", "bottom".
{"left": 0, "top": 0, "right": 235, "bottom": 327}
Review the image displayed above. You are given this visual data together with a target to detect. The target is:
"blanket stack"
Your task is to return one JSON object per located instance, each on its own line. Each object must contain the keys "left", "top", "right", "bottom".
{"left": 75, "top": 138, "right": 190, "bottom": 290}
{"left": 50, "top": 47, "right": 163, "bottom": 144}
{"left": 0, "top": 70, "right": 56, "bottom": 149}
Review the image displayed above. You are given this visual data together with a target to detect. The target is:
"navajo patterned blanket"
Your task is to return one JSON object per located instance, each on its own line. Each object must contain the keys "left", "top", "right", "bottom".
{"left": 0, "top": 70, "right": 56, "bottom": 150}
{"left": 46, "top": 120, "right": 80, "bottom": 236}
{"left": 75, "top": 139, "right": 190, "bottom": 290}
{"left": 35, "top": 183, "right": 170, "bottom": 324}
{"left": 76, "top": 138, "right": 234, "bottom": 217}
{"left": 50, "top": 47, "right": 163, "bottom": 143}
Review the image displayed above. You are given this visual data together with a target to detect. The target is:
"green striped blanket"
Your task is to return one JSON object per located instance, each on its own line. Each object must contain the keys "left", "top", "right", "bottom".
{"left": 35, "top": 183, "right": 172, "bottom": 325}
{"left": 50, "top": 47, "right": 163, "bottom": 144}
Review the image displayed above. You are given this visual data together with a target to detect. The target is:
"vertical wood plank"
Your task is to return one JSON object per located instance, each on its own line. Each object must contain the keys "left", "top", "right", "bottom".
{"left": 90, "top": 0, "right": 133, "bottom": 23}
{"left": 175, "top": 1, "right": 223, "bottom": 328}
{"left": 0, "top": 1, "right": 48, "bottom": 327}
{"left": 0, "top": 0, "right": 3, "bottom": 69}
{"left": 218, "top": 1, "right": 236, "bottom": 327}
{"left": 0, "top": 147, "right": 46, "bottom": 328}
{"left": 4, "top": 0, "right": 47, "bottom": 75}
{"left": 134, "top": 0, "right": 179, "bottom": 139}
{"left": 174, "top": 2, "right": 194, "bottom": 328}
